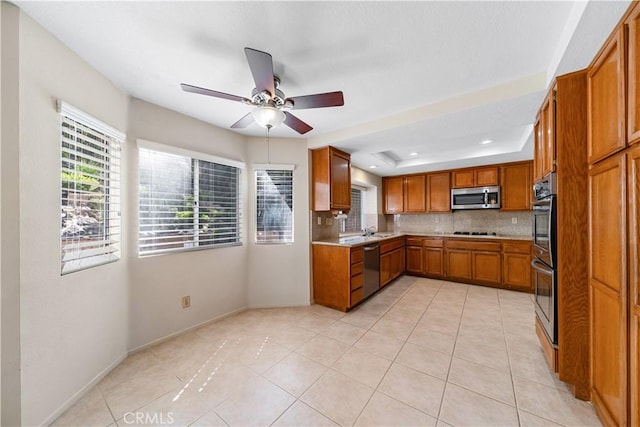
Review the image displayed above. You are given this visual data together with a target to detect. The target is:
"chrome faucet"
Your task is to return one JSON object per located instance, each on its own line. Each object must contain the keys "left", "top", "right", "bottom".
{"left": 362, "top": 226, "right": 376, "bottom": 236}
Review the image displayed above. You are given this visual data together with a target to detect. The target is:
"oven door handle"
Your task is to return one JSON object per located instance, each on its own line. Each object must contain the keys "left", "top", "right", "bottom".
{"left": 531, "top": 258, "right": 553, "bottom": 274}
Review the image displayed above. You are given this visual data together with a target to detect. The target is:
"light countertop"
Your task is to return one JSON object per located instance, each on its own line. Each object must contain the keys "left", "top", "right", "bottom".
{"left": 312, "top": 232, "right": 532, "bottom": 247}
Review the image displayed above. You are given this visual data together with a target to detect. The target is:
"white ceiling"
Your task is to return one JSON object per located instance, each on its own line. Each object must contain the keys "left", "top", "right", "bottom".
{"left": 15, "top": 1, "right": 631, "bottom": 176}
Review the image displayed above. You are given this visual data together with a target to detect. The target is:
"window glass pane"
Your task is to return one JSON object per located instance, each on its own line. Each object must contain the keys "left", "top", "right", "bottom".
{"left": 343, "top": 188, "right": 362, "bottom": 233}
{"left": 256, "top": 170, "right": 293, "bottom": 244}
{"left": 138, "top": 147, "right": 241, "bottom": 256}
{"left": 61, "top": 113, "right": 121, "bottom": 275}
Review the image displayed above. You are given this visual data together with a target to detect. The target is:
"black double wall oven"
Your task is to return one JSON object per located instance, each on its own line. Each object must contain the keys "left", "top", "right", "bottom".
{"left": 532, "top": 172, "right": 558, "bottom": 346}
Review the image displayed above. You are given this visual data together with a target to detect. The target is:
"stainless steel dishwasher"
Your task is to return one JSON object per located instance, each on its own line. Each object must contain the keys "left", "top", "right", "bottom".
{"left": 363, "top": 243, "right": 380, "bottom": 298}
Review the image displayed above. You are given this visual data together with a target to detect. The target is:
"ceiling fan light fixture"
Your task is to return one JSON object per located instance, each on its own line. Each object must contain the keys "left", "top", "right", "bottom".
{"left": 252, "top": 106, "right": 285, "bottom": 128}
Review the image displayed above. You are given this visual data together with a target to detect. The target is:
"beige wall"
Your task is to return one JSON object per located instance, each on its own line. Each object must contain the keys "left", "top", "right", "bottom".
{"left": 246, "top": 137, "right": 311, "bottom": 307}
{"left": 17, "top": 10, "right": 130, "bottom": 426}
{"left": 1, "top": 3, "right": 20, "bottom": 425}
{"left": 126, "top": 98, "right": 250, "bottom": 351}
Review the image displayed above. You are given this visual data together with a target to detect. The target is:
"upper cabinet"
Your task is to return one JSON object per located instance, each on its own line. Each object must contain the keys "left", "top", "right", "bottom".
{"left": 311, "top": 146, "right": 351, "bottom": 212}
{"left": 628, "top": 5, "right": 640, "bottom": 145}
{"left": 588, "top": 27, "right": 626, "bottom": 164}
{"left": 533, "top": 92, "right": 556, "bottom": 181}
{"left": 404, "top": 175, "right": 426, "bottom": 213}
{"left": 383, "top": 172, "right": 451, "bottom": 214}
{"left": 427, "top": 172, "right": 451, "bottom": 212}
{"left": 500, "top": 161, "right": 532, "bottom": 211}
{"left": 452, "top": 166, "right": 498, "bottom": 188}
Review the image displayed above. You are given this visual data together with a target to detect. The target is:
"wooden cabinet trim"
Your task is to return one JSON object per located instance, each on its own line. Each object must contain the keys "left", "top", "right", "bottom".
{"left": 627, "top": 5, "right": 640, "bottom": 144}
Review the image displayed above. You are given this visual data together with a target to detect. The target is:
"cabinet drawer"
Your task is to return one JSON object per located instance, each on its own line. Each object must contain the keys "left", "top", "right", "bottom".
{"left": 445, "top": 240, "right": 501, "bottom": 252}
{"left": 351, "top": 262, "right": 364, "bottom": 277}
{"left": 351, "top": 248, "right": 364, "bottom": 264}
{"left": 424, "top": 239, "right": 444, "bottom": 248}
{"left": 350, "top": 273, "right": 363, "bottom": 291}
{"left": 350, "top": 287, "right": 364, "bottom": 306}
{"left": 406, "top": 237, "right": 424, "bottom": 246}
{"left": 381, "top": 238, "right": 404, "bottom": 253}
{"left": 503, "top": 242, "right": 531, "bottom": 254}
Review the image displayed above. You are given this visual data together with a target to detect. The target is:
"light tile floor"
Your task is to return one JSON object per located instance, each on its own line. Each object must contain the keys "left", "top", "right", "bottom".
{"left": 53, "top": 276, "right": 602, "bottom": 427}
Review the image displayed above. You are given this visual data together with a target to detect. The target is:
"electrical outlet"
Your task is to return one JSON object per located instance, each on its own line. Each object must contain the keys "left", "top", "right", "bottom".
{"left": 317, "top": 216, "right": 322, "bottom": 225}
{"left": 512, "top": 217, "right": 518, "bottom": 224}
{"left": 435, "top": 216, "right": 440, "bottom": 224}
{"left": 182, "top": 295, "right": 191, "bottom": 309}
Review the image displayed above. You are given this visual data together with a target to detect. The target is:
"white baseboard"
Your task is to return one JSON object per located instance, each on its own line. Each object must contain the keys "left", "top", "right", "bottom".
{"left": 41, "top": 352, "right": 128, "bottom": 426}
{"left": 128, "top": 306, "right": 248, "bottom": 355}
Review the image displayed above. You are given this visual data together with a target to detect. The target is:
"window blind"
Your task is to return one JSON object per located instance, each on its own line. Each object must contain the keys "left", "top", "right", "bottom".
{"left": 59, "top": 102, "right": 123, "bottom": 274}
{"left": 138, "top": 147, "right": 242, "bottom": 256}
{"left": 255, "top": 168, "right": 294, "bottom": 244}
{"left": 343, "top": 188, "right": 362, "bottom": 233}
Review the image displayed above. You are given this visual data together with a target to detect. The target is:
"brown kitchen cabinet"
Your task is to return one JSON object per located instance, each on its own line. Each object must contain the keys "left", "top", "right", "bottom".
{"left": 502, "top": 241, "right": 533, "bottom": 291}
{"left": 311, "top": 146, "right": 351, "bottom": 212}
{"left": 588, "top": 27, "right": 626, "bottom": 164}
{"left": 589, "top": 152, "right": 628, "bottom": 426}
{"left": 627, "top": 4, "right": 640, "bottom": 145}
{"left": 446, "top": 249, "right": 472, "bottom": 280}
{"left": 533, "top": 91, "right": 556, "bottom": 181}
{"left": 312, "top": 244, "right": 363, "bottom": 311}
{"left": 404, "top": 174, "right": 426, "bottom": 212}
{"left": 445, "top": 240, "right": 502, "bottom": 286}
{"left": 405, "top": 238, "right": 423, "bottom": 274}
{"left": 427, "top": 172, "right": 451, "bottom": 212}
{"left": 452, "top": 166, "right": 498, "bottom": 188}
{"left": 423, "top": 238, "right": 445, "bottom": 277}
{"left": 500, "top": 161, "right": 533, "bottom": 211}
{"left": 628, "top": 145, "right": 640, "bottom": 427}
{"left": 380, "top": 237, "right": 405, "bottom": 286}
{"left": 383, "top": 176, "right": 404, "bottom": 214}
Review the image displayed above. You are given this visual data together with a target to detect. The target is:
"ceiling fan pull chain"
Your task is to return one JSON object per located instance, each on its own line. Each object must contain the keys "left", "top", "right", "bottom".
{"left": 266, "top": 125, "right": 271, "bottom": 165}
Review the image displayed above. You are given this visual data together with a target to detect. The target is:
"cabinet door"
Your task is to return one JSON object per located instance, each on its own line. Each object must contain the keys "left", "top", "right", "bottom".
{"left": 627, "top": 5, "right": 640, "bottom": 144}
{"left": 588, "top": 28, "right": 626, "bottom": 164}
{"left": 452, "top": 170, "right": 474, "bottom": 188}
{"left": 380, "top": 252, "right": 392, "bottom": 286}
{"left": 404, "top": 175, "right": 426, "bottom": 212}
{"left": 534, "top": 117, "right": 544, "bottom": 182}
{"left": 500, "top": 162, "right": 532, "bottom": 211}
{"left": 503, "top": 252, "right": 532, "bottom": 291}
{"left": 427, "top": 172, "right": 451, "bottom": 212}
{"left": 446, "top": 250, "right": 472, "bottom": 279}
{"left": 383, "top": 177, "right": 404, "bottom": 214}
{"left": 424, "top": 247, "right": 444, "bottom": 277}
{"left": 330, "top": 149, "right": 351, "bottom": 210}
{"left": 391, "top": 248, "right": 404, "bottom": 281}
{"left": 589, "top": 153, "right": 627, "bottom": 426}
{"left": 541, "top": 93, "right": 556, "bottom": 177}
{"left": 475, "top": 167, "right": 499, "bottom": 187}
{"left": 628, "top": 145, "right": 640, "bottom": 427}
{"left": 472, "top": 252, "right": 501, "bottom": 284}
{"left": 406, "top": 246, "right": 423, "bottom": 274}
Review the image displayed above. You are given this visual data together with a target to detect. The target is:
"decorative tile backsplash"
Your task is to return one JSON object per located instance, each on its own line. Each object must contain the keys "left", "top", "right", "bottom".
{"left": 387, "top": 210, "right": 532, "bottom": 236}
{"left": 310, "top": 210, "right": 532, "bottom": 241}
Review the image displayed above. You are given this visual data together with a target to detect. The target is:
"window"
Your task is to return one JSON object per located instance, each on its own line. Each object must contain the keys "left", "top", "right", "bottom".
{"left": 138, "top": 141, "right": 243, "bottom": 256}
{"left": 342, "top": 187, "right": 363, "bottom": 233}
{"left": 255, "top": 167, "right": 293, "bottom": 244}
{"left": 59, "top": 102, "right": 123, "bottom": 275}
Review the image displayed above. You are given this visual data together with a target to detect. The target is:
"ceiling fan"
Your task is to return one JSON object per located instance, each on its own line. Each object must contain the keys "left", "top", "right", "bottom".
{"left": 180, "top": 47, "right": 345, "bottom": 135}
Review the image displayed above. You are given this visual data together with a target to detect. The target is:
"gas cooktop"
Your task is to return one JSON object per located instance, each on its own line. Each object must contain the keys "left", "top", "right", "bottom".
{"left": 453, "top": 231, "right": 497, "bottom": 236}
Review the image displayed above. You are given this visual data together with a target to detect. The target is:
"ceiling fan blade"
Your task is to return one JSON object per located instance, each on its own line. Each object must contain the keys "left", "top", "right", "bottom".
{"left": 287, "top": 91, "right": 344, "bottom": 110}
{"left": 180, "top": 83, "right": 249, "bottom": 103}
{"left": 244, "top": 47, "right": 275, "bottom": 97}
{"left": 230, "top": 112, "right": 255, "bottom": 129}
{"left": 284, "top": 112, "right": 313, "bottom": 135}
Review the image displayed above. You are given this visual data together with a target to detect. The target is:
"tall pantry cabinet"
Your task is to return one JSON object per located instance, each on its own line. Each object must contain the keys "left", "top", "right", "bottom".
{"left": 588, "top": 2, "right": 640, "bottom": 425}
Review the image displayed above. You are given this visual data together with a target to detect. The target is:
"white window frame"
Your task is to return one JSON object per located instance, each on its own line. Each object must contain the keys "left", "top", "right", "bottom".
{"left": 137, "top": 140, "right": 244, "bottom": 256}
{"left": 59, "top": 101, "right": 124, "bottom": 275}
{"left": 254, "top": 164, "right": 294, "bottom": 245}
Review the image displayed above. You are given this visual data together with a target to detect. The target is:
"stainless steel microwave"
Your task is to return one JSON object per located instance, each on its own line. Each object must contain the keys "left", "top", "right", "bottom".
{"left": 450, "top": 186, "right": 501, "bottom": 210}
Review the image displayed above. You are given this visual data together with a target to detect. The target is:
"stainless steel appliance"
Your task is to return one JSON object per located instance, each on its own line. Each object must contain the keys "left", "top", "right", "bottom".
{"left": 363, "top": 243, "right": 380, "bottom": 298}
{"left": 451, "top": 186, "right": 501, "bottom": 210}
{"left": 532, "top": 172, "right": 558, "bottom": 346}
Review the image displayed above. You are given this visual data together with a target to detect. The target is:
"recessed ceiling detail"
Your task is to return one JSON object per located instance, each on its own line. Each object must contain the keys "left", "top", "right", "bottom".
{"left": 14, "top": 0, "right": 632, "bottom": 175}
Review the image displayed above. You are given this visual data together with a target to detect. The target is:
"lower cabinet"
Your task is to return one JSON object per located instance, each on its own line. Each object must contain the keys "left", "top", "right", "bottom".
{"left": 405, "top": 236, "right": 531, "bottom": 291}
{"left": 381, "top": 237, "right": 405, "bottom": 286}
{"left": 502, "top": 242, "right": 533, "bottom": 291}
{"left": 312, "top": 244, "right": 364, "bottom": 311}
